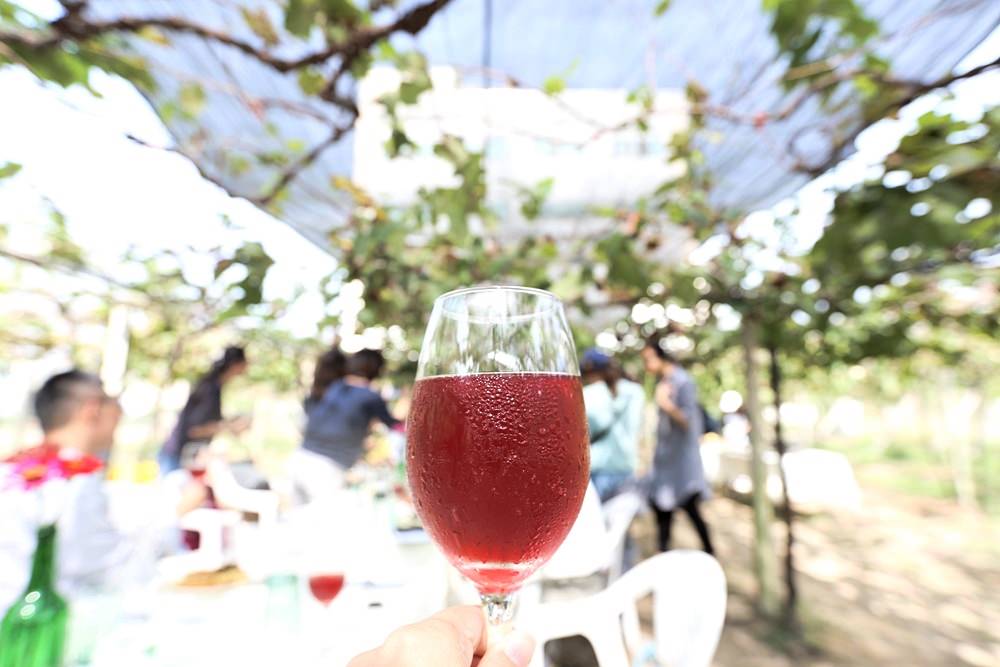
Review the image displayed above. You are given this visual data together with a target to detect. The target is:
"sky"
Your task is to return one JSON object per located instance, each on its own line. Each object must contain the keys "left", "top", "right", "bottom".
{"left": 0, "top": 10, "right": 996, "bottom": 343}
{"left": 0, "top": 67, "right": 338, "bottom": 338}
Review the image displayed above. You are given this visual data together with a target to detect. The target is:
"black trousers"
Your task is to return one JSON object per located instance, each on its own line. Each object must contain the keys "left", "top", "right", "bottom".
{"left": 651, "top": 492, "right": 715, "bottom": 555}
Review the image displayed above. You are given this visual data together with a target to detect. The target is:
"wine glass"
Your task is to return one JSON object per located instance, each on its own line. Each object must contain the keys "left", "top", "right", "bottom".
{"left": 307, "top": 562, "right": 346, "bottom": 659}
{"left": 305, "top": 538, "right": 346, "bottom": 614}
{"left": 406, "top": 286, "right": 590, "bottom": 625}
{"left": 308, "top": 572, "right": 346, "bottom": 607}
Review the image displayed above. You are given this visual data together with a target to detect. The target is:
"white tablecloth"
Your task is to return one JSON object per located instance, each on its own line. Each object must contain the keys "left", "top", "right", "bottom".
{"left": 86, "top": 491, "right": 449, "bottom": 666}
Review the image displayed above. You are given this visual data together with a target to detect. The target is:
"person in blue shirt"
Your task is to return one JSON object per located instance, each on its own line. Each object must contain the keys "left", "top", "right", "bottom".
{"left": 291, "top": 348, "right": 400, "bottom": 502}
{"left": 580, "top": 349, "right": 644, "bottom": 502}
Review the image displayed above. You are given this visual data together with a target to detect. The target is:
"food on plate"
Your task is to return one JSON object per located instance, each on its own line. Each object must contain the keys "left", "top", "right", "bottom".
{"left": 176, "top": 564, "right": 248, "bottom": 588}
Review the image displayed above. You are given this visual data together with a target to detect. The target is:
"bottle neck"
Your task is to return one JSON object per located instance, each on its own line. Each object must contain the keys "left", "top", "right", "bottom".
{"left": 27, "top": 524, "right": 57, "bottom": 590}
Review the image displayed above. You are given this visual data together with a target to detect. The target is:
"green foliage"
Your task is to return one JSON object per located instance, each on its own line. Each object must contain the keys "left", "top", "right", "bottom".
{"left": 2, "top": 0, "right": 996, "bottom": 411}
{"left": 0, "top": 162, "right": 20, "bottom": 179}
{"left": 284, "top": 0, "right": 366, "bottom": 38}
{"left": 764, "top": 0, "right": 878, "bottom": 76}
{"left": 46, "top": 209, "right": 86, "bottom": 268}
{"left": 0, "top": 2, "right": 154, "bottom": 92}
{"left": 381, "top": 50, "right": 433, "bottom": 105}
{"left": 643, "top": 99, "right": 999, "bottom": 379}
{"left": 8, "top": 42, "right": 91, "bottom": 88}
{"left": 0, "top": 191, "right": 313, "bottom": 395}
{"left": 240, "top": 7, "right": 280, "bottom": 46}
{"left": 595, "top": 233, "right": 651, "bottom": 292}
{"left": 806, "top": 104, "right": 999, "bottom": 360}
{"left": 542, "top": 58, "right": 579, "bottom": 96}
{"left": 516, "top": 178, "right": 554, "bottom": 220}
{"left": 297, "top": 67, "right": 327, "bottom": 95}
{"left": 284, "top": 0, "right": 316, "bottom": 37}
{"left": 176, "top": 82, "right": 206, "bottom": 119}
{"left": 214, "top": 241, "right": 276, "bottom": 314}
{"left": 542, "top": 74, "right": 566, "bottom": 96}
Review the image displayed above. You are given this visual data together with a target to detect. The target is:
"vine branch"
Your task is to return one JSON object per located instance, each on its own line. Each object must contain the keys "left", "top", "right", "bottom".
{"left": 3, "top": 0, "right": 453, "bottom": 76}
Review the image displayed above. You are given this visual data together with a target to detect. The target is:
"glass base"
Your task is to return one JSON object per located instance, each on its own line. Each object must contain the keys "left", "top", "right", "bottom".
{"left": 480, "top": 593, "right": 515, "bottom": 625}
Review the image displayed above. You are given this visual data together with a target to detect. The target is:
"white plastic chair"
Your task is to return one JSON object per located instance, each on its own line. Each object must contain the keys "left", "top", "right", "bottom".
{"left": 601, "top": 489, "right": 645, "bottom": 651}
{"left": 520, "top": 550, "right": 727, "bottom": 667}
{"left": 602, "top": 490, "right": 644, "bottom": 581}
{"left": 537, "top": 485, "right": 644, "bottom": 582}
{"left": 177, "top": 507, "right": 241, "bottom": 562}
{"left": 207, "top": 459, "right": 280, "bottom": 526}
{"left": 537, "top": 483, "right": 608, "bottom": 580}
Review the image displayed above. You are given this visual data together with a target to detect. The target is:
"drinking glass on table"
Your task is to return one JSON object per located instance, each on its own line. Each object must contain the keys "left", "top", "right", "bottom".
{"left": 308, "top": 572, "right": 346, "bottom": 607}
{"left": 406, "top": 286, "right": 590, "bottom": 625}
{"left": 306, "top": 552, "right": 348, "bottom": 659}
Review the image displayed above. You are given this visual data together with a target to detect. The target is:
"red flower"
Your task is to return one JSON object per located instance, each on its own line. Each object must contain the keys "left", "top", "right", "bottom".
{"left": 6, "top": 443, "right": 60, "bottom": 464}
{"left": 3, "top": 443, "right": 104, "bottom": 490}
{"left": 61, "top": 456, "right": 103, "bottom": 476}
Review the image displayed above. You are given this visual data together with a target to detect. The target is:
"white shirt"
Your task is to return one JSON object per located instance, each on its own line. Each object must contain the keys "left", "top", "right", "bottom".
{"left": 0, "top": 474, "right": 178, "bottom": 609}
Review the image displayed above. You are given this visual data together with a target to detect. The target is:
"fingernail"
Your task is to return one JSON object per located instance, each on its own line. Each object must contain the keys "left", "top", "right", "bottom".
{"left": 503, "top": 630, "right": 536, "bottom": 667}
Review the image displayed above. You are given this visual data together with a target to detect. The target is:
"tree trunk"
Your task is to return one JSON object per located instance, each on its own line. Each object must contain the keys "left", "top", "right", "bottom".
{"left": 971, "top": 375, "right": 990, "bottom": 509}
{"left": 768, "top": 342, "right": 799, "bottom": 631}
{"left": 741, "top": 317, "right": 779, "bottom": 617}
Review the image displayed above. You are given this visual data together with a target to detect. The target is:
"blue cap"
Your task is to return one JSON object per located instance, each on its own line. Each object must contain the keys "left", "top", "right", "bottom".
{"left": 580, "top": 348, "right": 612, "bottom": 371}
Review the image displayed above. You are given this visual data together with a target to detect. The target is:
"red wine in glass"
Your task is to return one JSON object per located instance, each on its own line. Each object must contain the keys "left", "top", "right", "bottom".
{"left": 308, "top": 573, "right": 346, "bottom": 606}
{"left": 408, "top": 373, "right": 589, "bottom": 595}
{"left": 406, "top": 286, "right": 589, "bottom": 626}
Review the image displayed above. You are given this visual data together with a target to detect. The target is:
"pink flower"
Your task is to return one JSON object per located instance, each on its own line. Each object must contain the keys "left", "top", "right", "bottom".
{"left": 3, "top": 443, "right": 104, "bottom": 490}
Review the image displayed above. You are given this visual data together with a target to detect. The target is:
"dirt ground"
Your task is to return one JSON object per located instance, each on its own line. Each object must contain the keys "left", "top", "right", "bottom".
{"left": 650, "top": 488, "right": 1000, "bottom": 667}
{"left": 549, "top": 486, "right": 1000, "bottom": 666}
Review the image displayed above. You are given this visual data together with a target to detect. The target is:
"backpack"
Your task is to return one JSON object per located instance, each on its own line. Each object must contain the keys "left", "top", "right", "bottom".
{"left": 699, "top": 403, "right": 721, "bottom": 435}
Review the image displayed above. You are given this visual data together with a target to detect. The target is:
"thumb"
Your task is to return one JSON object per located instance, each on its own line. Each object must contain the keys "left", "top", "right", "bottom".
{"left": 477, "top": 630, "right": 536, "bottom": 667}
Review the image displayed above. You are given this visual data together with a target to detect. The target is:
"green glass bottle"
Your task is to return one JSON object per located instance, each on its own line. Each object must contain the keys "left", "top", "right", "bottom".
{"left": 0, "top": 524, "right": 68, "bottom": 667}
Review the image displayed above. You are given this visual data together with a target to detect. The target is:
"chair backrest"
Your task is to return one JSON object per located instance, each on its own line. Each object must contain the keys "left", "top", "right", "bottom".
{"left": 538, "top": 485, "right": 645, "bottom": 582}
{"left": 601, "top": 490, "right": 643, "bottom": 580}
{"left": 620, "top": 551, "right": 726, "bottom": 667}
{"left": 208, "top": 459, "right": 280, "bottom": 525}
{"left": 521, "top": 550, "right": 726, "bottom": 667}
{"left": 537, "top": 482, "right": 608, "bottom": 579}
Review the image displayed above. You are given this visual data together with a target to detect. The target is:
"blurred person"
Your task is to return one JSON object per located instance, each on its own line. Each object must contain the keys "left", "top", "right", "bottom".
{"left": 722, "top": 406, "right": 751, "bottom": 449}
{"left": 158, "top": 346, "right": 250, "bottom": 474}
{"left": 700, "top": 402, "right": 722, "bottom": 435}
{"left": 0, "top": 371, "right": 205, "bottom": 608}
{"left": 286, "top": 346, "right": 348, "bottom": 503}
{"left": 348, "top": 605, "right": 534, "bottom": 667}
{"left": 641, "top": 339, "right": 714, "bottom": 555}
{"left": 306, "top": 346, "right": 348, "bottom": 409}
{"left": 290, "top": 348, "right": 401, "bottom": 502}
{"left": 606, "top": 357, "right": 645, "bottom": 483}
{"left": 580, "top": 349, "right": 644, "bottom": 502}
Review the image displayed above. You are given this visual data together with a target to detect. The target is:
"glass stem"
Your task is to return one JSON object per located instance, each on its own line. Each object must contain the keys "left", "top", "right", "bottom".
{"left": 481, "top": 593, "right": 515, "bottom": 626}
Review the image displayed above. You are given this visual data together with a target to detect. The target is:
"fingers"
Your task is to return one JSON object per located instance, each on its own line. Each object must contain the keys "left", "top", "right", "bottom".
{"left": 477, "top": 630, "right": 536, "bottom": 667}
{"left": 429, "top": 605, "right": 489, "bottom": 657}
{"left": 347, "top": 605, "right": 486, "bottom": 666}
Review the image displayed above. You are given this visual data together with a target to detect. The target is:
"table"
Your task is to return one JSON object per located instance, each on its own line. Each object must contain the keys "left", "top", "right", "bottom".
{"left": 84, "top": 491, "right": 450, "bottom": 666}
